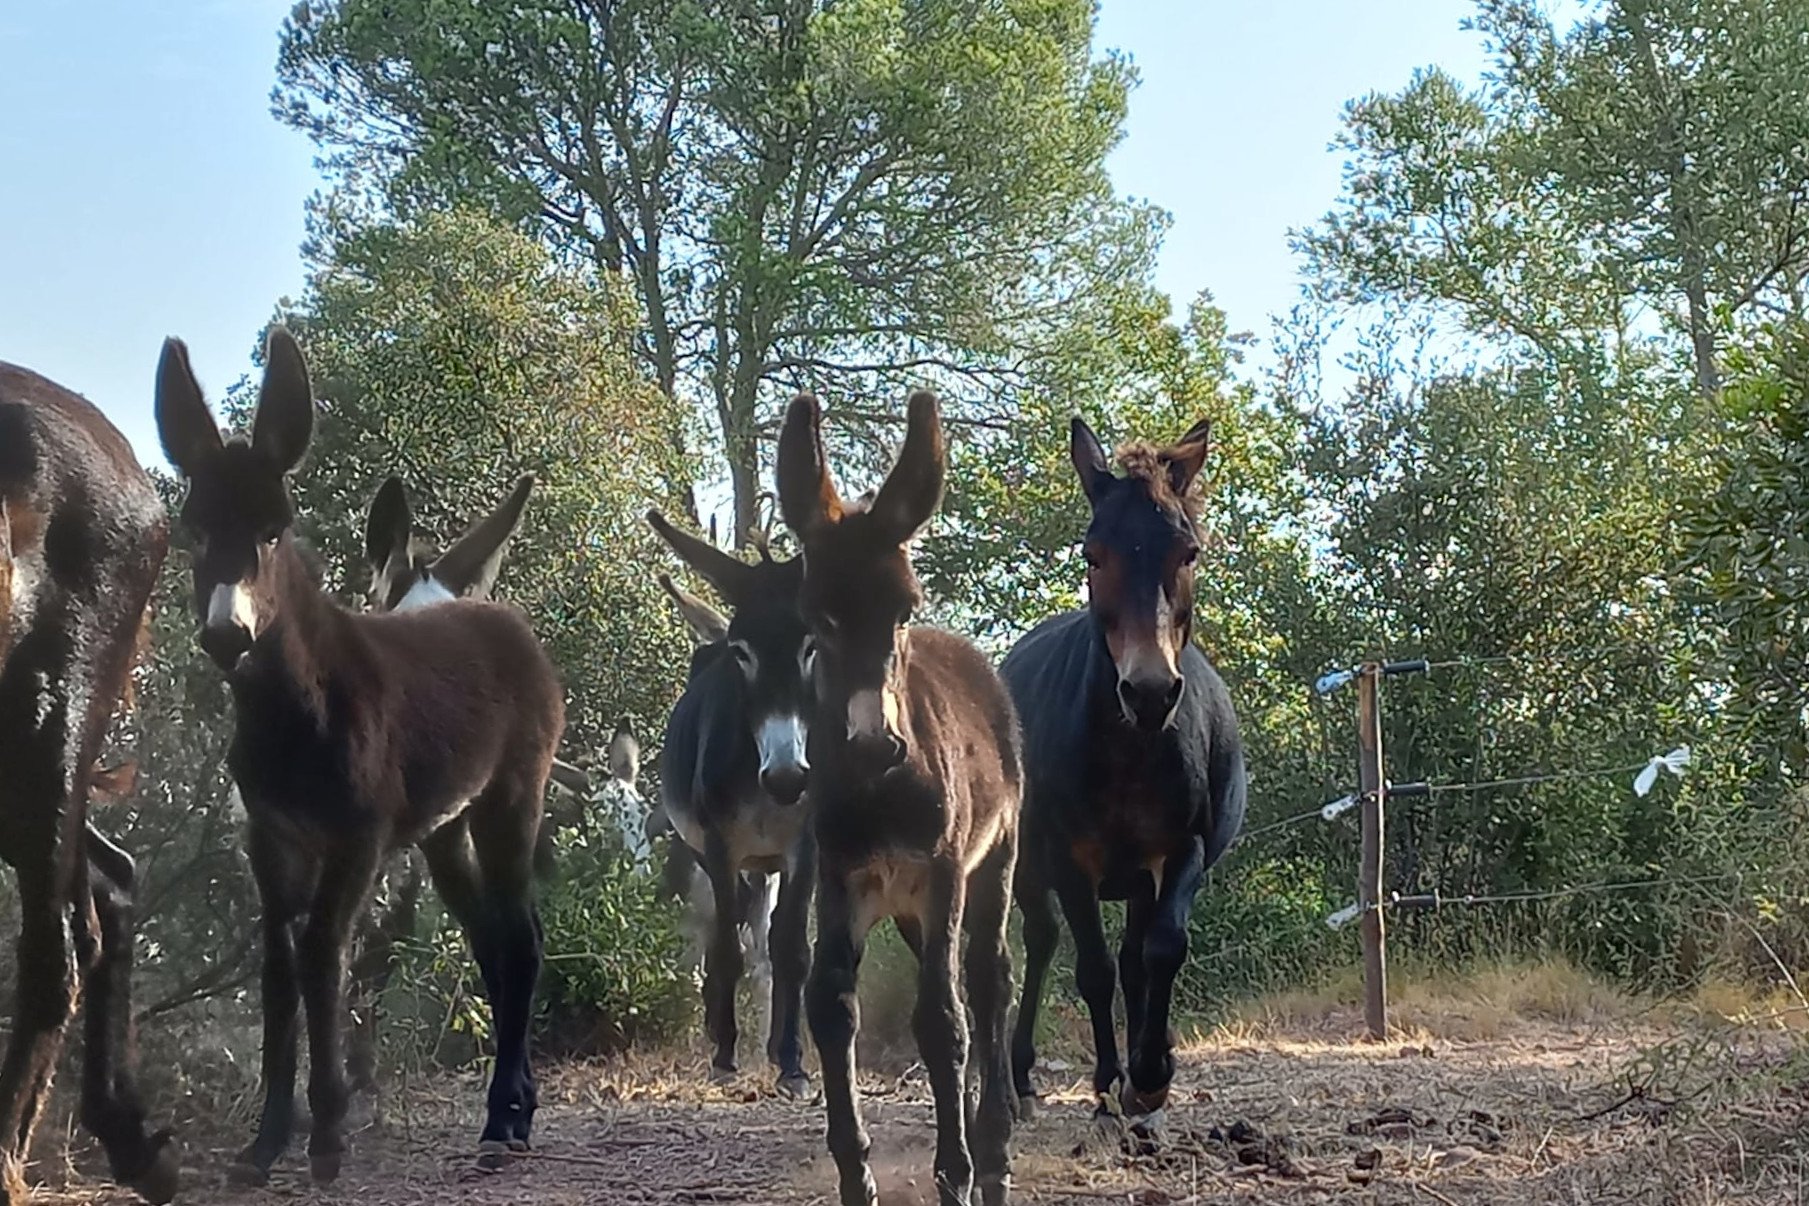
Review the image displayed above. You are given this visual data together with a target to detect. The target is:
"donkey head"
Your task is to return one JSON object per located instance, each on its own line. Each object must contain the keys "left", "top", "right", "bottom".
{"left": 648, "top": 510, "right": 813, "bottom": 806}
{"left": 1070, "top": 416, "right": 1211, "bottom": 731}
{"left": 155, "top": 327, "right": 314, "bottom": 672}
{"left": 365, "top": 473, "right": 535, "bottom": 611}
{"left": 777, "top": 391, "right": 944, "bottom": 771}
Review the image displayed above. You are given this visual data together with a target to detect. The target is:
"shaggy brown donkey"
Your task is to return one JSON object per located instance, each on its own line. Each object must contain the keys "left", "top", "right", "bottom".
{"left": 1, "top": 363, "right": 178, "bottom": 1203}
{"left": 154, "top": 328, "right": 563, "bottom": 1184}
{"left": 778, "top": 391, "right": 1021, "bottom": 1206}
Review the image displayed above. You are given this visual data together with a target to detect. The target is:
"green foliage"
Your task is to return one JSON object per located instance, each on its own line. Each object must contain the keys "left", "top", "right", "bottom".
{"left": 1301, "top": 0, "right": 1809, "bottom": 395}
{"left": 1680, "top": 320, "right": 1809, "bottom": 777}
{"left": 279, "top": 205, "right": 695, "bottom": 753}
{"left": 274, "top": 0, "right": 1158, "bottom": 541}
{"left": 536, "top": 828, "right": 697, "bottom": 1051}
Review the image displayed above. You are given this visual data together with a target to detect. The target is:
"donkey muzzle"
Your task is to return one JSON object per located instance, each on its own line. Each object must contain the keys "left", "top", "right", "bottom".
{"left": 1117, "top": 672, "right": 1184, "bottom": 732}
{"left": 845, "top": 688, "right": 906, "bottom": 769}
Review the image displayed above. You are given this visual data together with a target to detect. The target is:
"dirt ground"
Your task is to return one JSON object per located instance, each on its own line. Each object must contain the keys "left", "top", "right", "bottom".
{"left": 30, "top": 1008, "right": 1809, "bottom": 1206}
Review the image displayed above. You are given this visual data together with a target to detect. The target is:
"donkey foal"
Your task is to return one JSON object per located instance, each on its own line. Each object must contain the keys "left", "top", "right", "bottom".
{"left": 155, "top": 328, "right": 563, "bottom": 1183}
{"left": 778, "top": 391, "right": 1021, "bottom": 1206}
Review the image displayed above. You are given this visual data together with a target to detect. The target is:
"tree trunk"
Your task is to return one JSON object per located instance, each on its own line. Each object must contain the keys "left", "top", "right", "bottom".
{"left": 1681, "top": 256, "right": 1721, "bottom": 398}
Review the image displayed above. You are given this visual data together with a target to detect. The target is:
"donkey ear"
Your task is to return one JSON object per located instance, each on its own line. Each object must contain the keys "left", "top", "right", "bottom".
{"left": 365, "top": 476, "right": 413, "bottom": 571}
{"left": 647, "top": 508, "right": 753, "bottom": 603}
{"left": 431, "top": 473, "right": 535, "bottom": 599}
{"left": 1070, "top": 416, "right": 1113, "bottom": 503}
{"left": 251, "top": 327, "right": 315, "bottom": 473}
{"left": 658, "top": 572, "right": 731, "bottom": 643}
{"left": 1163, "top": 417, "right": 1212, "bottom": 497}
{"left": 776, "top": 393, "right": 844, "bottom": 541}
{"left": 607, "top": 721, "right": 641, "bottom": 786}
{"left": 154, "top": 337, "right": 222, "bottom": 475}
{"left": 869, "top": 390, "right": 946, "bottom": 543}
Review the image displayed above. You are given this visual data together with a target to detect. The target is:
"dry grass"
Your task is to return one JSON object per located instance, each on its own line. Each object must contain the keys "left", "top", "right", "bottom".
{"left": 23, "top": 961, "right": 1809, "bottom": 1205}
{"left": 1221, "top": 957, "right": 1645, "bottom": 1044}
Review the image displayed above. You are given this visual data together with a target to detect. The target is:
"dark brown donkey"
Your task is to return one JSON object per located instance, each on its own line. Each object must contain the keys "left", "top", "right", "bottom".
{"left": 154, "top": 328, "right": 564, "bottom": 1183}
{"left": 1, "top": 364, "right": 178, "bottom": 1204}
{"left": 777, "top": 392, "right": 1021, "bottom": 1206}
{"left": 1003, "top": 418, "right": 1246, "bottom": 1136}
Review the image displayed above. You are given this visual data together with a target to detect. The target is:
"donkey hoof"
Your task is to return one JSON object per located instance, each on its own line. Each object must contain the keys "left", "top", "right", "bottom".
{"left": 225, "top": 1159, "right": 270, "bottom": 1188}
{"left": 776, "top": 1073, "right": 812, "bottom": 1101}
{"left": 707, "top": 1062, "right": 738, "bottom": 1086}
{"left": 474, "top": 1139, "right": 524, "bottom": 1173}
{"left": 309, "top": 1151, "right": 343, "bottom": 1184}
{"left": 127, "top": 1134, "right": 181, "bottom": 1205}
{"left": 1014, "top": 1093, "right": 1040, "bottom": 1123}
{"left": 1120, "top": 1082, "right": 1170, "bottom": 1118}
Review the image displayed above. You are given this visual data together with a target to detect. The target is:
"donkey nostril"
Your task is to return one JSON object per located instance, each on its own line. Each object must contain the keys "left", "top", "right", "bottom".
{"left": 200, "top": 623, "right": 252, "bottom": 670}
{"left": 1163, "top": 677, "right": 1184, "bottom": 710}
{"left": 760, "top": 766, "right": 808, "bottom": 805}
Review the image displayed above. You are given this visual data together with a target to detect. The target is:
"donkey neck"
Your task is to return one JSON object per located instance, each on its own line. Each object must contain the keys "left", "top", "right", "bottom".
{"left": 231, "top": 536, "right": 361, "bottom": 725}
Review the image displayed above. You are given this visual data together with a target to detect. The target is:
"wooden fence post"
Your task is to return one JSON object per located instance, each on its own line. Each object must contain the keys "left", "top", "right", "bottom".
{"left": 1357, "top": 662, "right": 1388, "bottom": 1041}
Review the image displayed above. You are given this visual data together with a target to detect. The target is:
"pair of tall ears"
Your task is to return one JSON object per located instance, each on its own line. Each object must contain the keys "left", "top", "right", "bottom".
{"left": 777, "top": 391, "right": 946, "bottom": 546}
{"left": 156, "top": 327, "right": 314, "bottom": 477}
{"left": 1070, "top": 415, "right": 1213, "bottom": 503}
{"left": 366, "top": 474, "right": 535, "bottom": 599}
{"left": 646, "top": 509, "right": 795, "bottom": 643}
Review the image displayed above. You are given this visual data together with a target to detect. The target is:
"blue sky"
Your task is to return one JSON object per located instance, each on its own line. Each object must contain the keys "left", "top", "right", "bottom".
{"left": 1, "top": 0, "right": 1496, "bottom": 467}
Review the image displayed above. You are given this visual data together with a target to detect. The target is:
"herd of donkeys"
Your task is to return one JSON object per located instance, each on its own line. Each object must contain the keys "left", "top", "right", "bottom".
{"left": 0, "top": 326, "right": 1246, "bottom": 1206}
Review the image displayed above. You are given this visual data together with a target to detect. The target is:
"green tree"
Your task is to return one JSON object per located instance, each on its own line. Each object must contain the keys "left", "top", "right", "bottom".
{"left": 274, "top": 0, "right": 1156, "bottom": 543}
{"left": 278, "top": 205, "right": 694, "bottom": 752}
{"left": 1301, "top": 0, "right": 1809, "bottom": 397}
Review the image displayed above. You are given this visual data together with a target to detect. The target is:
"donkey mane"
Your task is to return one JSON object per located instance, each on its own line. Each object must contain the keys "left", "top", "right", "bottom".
{"left": 1113, "top": 440, "right": 1204, "bottom": 525}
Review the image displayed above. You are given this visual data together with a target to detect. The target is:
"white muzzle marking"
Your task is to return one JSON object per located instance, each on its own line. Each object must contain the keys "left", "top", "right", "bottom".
{"left": 757, "top": 713, "right": 809, "bottom": 776}
{"left": 396, "top": 574, "right": 456, "bottom": 611}
{"left": 846, "top": 688, "right": 890, "bottom": 743}
{"left": 206, "top": 582, "right": 259, "bottom": 639}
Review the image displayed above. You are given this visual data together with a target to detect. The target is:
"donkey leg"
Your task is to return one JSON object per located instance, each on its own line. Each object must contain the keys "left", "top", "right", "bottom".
{"left": 1117, "top": 885, "right": 1154, "bottom": 1086}
{"left": 469, "top": 792, "right": 544, "bottom": 1159}
{"left": 0, "top": 856, "right": 81, "bottom": 1204}
{"left": 748, "top": 872, "right": 777, "bottom": 1063}
{"left": 421, "top": 822, "right": 519, "bottom": 1164}
{"left": 348, "top": 854, "right": 423, "bottom": 1101}
{"left": 914, "top": 862, "right": 974, "bottom": 1206}
{"left": 806, "top": 875, "right": 876, "bottom": 1206}
{"left": 297, "top": 848, "right": 381, "bottom": 1184}
{"left": 1053, "top": 874, "right": 1124, "bottom": 1106}
{"left": 768, "top": 837, "right": 816, "bottom": 1098}
{"left": 964, "top": 838, "right": 1017, "bottom": 1206}
{"left": 79, "top": 826, "right": 177, "bottom": 1204}
{"left": 701, "top": 840, "right": 744, "bottom": 1080}
{"left": 1009, "top": 871, "right": 1057, "bottom": 1118}
{"left": 1125, "top": 837, "right": 1205, "bottom": 1121}
{"left": 232, "top": 827, "right": 318, "bottom": 1185}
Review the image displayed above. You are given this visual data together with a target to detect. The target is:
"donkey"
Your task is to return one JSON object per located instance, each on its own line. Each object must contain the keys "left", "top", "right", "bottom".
{"left": 0, "top": 362, "right": 178, "bottom": 1204}
{"left": 647, "top": 511, "right": 814, "bottom": 1096}
{"left": 1002, "top": 417, "right": 1246, "bottom": 1135}
{"left": 777, "top": 392, "right": 1021, "bottom": 1206}
{"left": 345, "top": 471, "right": 536, "bottom": 1097}
{"left": 651, "top": 575, "right": 780, "bottom": 1051}
{"left": 154, "top": 328, "right": 564, "bottom": 1184}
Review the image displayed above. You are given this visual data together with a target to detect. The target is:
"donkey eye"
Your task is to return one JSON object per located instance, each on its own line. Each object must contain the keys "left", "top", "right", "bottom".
{"left": 729, "top": 639, "right": 756, "bottom": 675}
{"left": 1083, "top": 549, "right": 1101, "bottom": 569}
{"left": 1181, "top": 547, "right": 1200, "bottom": 566}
